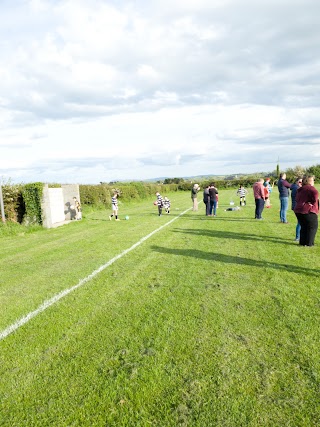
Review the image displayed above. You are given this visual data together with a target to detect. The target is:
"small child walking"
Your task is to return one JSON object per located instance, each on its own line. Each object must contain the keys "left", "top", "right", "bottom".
{"left": 73, "top": 197, "right": 82, "bottom": 220}
{"left": 163, "top": 197, "right": 171, "bottom": 214}
{"left": 109, "top": 191, "right": 120, "bottom": 221}
{"left": 236, "top": 185, "right": 248, "bottom": 206}
{"left": 156, "top": 192, "right": 164, "bottom": 216}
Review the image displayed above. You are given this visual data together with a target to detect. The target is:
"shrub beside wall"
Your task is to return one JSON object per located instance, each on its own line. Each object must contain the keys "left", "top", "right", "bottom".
{"left": 0, "top": 184, "right": 24, "bottom": 222}
{"left": 22, "top": 183, "right": 43, "bottom": 225}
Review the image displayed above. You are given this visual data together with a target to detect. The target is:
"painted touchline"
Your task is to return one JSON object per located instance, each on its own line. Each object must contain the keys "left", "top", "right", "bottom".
{"left": 0, "top": 208, "right": 191, "bottom": 341}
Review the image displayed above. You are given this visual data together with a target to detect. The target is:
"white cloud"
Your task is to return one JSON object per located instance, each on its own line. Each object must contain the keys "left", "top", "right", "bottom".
{"left": 0, "top": 0, "right": 319, "bottom": 183}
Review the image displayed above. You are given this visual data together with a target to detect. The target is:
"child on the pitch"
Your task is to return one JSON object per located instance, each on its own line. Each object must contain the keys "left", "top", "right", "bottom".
{"left": 109, "top": 190, "right": 120, "bottom": 221}
{"left": 156, "top": 192, "right": 164, "bottom": 216}
{"left": 163, "top": 197, "right": 171, "bottom": 214}
{"left": 73, "top": 197, "right": 82, "bottom": 220}
{"left": 236, "top": 185, "right": 248, "bottom": 206}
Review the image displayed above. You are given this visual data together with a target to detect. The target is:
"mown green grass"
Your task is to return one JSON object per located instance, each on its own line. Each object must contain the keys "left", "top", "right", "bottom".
{"left": 0, "top": 189, "right": 320, "bottom": 426}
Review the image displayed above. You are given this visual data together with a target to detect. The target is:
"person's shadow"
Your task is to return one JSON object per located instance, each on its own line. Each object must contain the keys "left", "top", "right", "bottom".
{"left": 172, "top": 228, "right": 293, "bottom": 244}
{"left": 151, "top": 245, "right": 320, "bottom": 277}
{"left": 65, "top": 202, "right": 77, "bottom": 220}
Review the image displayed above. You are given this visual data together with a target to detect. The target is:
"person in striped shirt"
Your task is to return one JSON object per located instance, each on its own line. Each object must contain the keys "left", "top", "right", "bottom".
{"left": 109, "top": 190, "right": 120, "bottom": 221}
{"left": 163, "top": 197, "right": 171, "bottom": 214}
{"left": 236, "top": 185, "right": 248, "bottom": 206}
{"left": 156, "top": 192, "right": 164, "bottom": 216}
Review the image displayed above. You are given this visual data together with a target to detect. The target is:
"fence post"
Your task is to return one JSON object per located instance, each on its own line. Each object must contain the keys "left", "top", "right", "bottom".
{"left": 0, "top": 184, "right": 6, "bottom": 223}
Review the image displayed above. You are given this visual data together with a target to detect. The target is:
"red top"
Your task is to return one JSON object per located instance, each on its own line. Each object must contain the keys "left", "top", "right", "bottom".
{"left": 294, "top": 185, "right": 319, "bottom": 215}
{"left": 253, "top": 181, "right": 265, "bottom": 199}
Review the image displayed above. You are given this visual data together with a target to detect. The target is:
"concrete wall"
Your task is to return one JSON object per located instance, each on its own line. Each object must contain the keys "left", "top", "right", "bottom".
{"left": 41, "top": 184, "right": 80, "bottom": 228}
{"left": 48, "top": 188, "right": 65, "bottom": 224}
{"left": 62, "top": 184, "right": 80, "bottom": 221}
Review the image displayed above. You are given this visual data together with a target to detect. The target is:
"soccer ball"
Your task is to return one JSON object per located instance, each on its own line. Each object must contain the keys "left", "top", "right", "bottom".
{"left": 125, "top": 215, "right": 129, "bottom": 220}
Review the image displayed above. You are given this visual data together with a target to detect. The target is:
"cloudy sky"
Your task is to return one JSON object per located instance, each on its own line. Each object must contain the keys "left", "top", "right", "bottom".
{"left": 1, "top": 0, "right": 319, "bottom": 184}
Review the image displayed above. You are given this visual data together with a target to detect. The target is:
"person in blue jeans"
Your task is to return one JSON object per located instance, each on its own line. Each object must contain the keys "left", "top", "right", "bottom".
{"left": 291, "top": 177, "right": 302, "bottom": 240}
{"left": 277, "top": 173, "right": 292, "bottom": 223}
{"left": 209, "top": 183, "right": 219, "bottom": 216}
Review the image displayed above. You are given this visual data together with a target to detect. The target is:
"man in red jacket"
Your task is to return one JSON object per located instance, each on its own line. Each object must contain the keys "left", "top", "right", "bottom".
{"left": 253, "top": 178, "right": 265, "bottom": 220}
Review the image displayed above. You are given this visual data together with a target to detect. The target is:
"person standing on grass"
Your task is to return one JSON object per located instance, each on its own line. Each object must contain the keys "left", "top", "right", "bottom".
{"left": 278, "top": 172, "right": 292, "bottom": 223}
{"left": 163, "top": 197, "right": 171, "bottom": 214}
{"left": 253, "top": 178, "right": 265, "bottom": 220}
{"left": 109, "top": 190, "right": 120, "bottom": 221}
{"left": 156, "top": 192, "right": 164, "bottom": 216}
{"left": 291, "top": 177, "right": 302, "bottom": 241}
{"left": 203, "top": 184, "right": 210, "bottom": 216}
{"left": 191, "top": 184, "right": 200, "bottom": 211}
{"left": 294, "top": 175, "right": 319, "bottom": 247}
{"left": 209, "top": 183, "right": 219, "bottom": 217}
{"left": 73, "top": 197, "right": 82, "bottom": 220}
{"left": 236, "top": 185, "right": 248, "bottom": 206}
{"left": 264, "top": 178, "right": 272, "bottom": 208}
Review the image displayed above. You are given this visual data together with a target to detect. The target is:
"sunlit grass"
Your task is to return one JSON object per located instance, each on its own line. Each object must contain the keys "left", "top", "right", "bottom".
{"left": 0, "top": 190, "right": 319, "bottom": 426}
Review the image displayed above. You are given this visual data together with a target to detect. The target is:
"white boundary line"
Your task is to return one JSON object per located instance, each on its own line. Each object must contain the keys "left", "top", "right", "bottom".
{"left": 0, "top": 207, "right": 191, "bottom": 341}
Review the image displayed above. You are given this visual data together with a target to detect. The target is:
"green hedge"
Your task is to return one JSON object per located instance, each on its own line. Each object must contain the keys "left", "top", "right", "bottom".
{"left": 79, "top": 183, "right": 179, "bottom": 208}
{"left": 22, "top": 183, "right": 43, "bottom": 225}
{"left": 0, "top": 184, "right": 24, "bottom": 222}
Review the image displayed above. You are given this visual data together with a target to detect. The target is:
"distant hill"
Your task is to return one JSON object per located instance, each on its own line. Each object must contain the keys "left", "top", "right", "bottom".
{"left": 143, "top": 171, "right": 274, "bottom": 183}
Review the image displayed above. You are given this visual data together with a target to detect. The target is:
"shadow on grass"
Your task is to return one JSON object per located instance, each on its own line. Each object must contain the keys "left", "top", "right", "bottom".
{"left": 172, "top": 228, "right": 293, "bottom": 244}
{"left": 86, "top": 217, "right": 110, "bottom": 221}
{"left": 183, "top": 213, "right": 255, "bottom": 222}
{"left": 151, "top": 245, "right": 320, "bottom": 277}
{"left": 86, "top": 212, "right": 181, "bottom": 221}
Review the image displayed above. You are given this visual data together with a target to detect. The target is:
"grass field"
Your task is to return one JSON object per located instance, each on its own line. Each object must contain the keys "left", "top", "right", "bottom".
{"left": 1, "top": 189, "right": 320, "bottom": 426}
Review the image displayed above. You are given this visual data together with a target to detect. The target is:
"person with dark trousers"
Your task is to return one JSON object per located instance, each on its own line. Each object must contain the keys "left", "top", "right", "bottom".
{"left": 294, "top": 175, "right": 319, "bottom": 246}
{"left": 203, "top": 184, "right": 210, "bottom": 216}
{"left": 155, "top": 192, "right": 164, "bottom": 216}
{"left": 278, "top": 172, "right": 292, "bottom": 223}
{"left": 291, "top": 177, "right": 302, "bottom": 241}
{"left": 236, "top": 185, "right": 248, "bottom": 206}
{"left": 253, "top": 178, "right": 265, "bottom": 219}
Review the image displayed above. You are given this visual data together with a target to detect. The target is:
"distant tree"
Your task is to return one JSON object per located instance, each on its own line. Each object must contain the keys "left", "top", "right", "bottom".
{"left": 306, "top": 164, "right": 320, "bottom": 180}
{"left": 276, "top": 161, "right": 280, "bottom": 178}
{"left": 164, "top": 177, "right": 184, "bottom": 184}
{"left": 285, "top": 165, "right": 306, "bottom": 182}
{"left": 173, "top": 177, "right": 184, "bottom": 184}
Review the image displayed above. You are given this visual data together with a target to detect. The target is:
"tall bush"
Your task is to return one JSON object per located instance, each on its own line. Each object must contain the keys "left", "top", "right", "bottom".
{"left": 0, "top": 183, "right": 24, "bottom": 222}
{"left": 306, "top": 164, "right": 320, "bottom": 180}
{"left": 22, "top": 183, "right": 43, "bottom": 225}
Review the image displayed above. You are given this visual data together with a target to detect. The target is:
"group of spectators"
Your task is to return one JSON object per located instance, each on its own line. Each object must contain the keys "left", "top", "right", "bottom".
{"left": 190, "top": 174, "right": 319, "bottom": 247}
{"left": 191, "top": 183, "right": 219, "bottom": 217}
{"left": 253, "top": 173, "right": 319, "bottom": 247}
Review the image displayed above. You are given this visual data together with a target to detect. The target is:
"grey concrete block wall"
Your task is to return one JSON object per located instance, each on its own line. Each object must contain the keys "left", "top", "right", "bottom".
{"left": 62, "top": 184, "right": 80, "bottom": 221}
{"left": 41, "top": 184, "right": 52, "bottom": 228}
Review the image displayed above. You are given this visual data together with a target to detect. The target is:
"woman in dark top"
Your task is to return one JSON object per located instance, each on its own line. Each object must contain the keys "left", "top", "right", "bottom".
{"left": 294, "top": 175, "right": 319, "bottom": 246}
{"left": 209, "top": 183, "right": 219, "bottom": 217}
{"left": 203, "top": 185, "right": 210, "bottom": 216}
